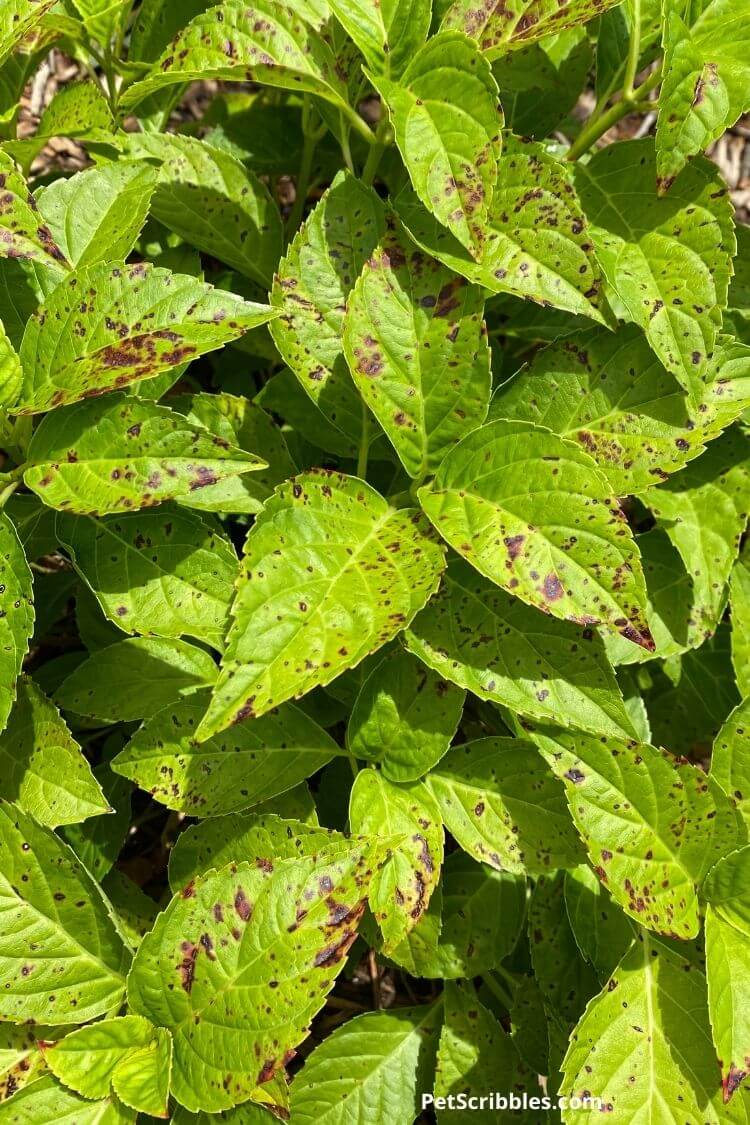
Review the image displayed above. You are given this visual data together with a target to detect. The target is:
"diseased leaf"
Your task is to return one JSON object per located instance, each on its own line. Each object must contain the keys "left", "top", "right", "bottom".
{"left": 564, "top": 864, "right": 635, "bottom": 983}
{"left": 168, "top": 814, "right": 342, "bottom": 891}
{"left": 491, "top": 324, "right": 716, "bottom": 494}
{"left": 0, "top": 1, "right": 55, "bottom": 67}
{"left": 0, "top": 513, "right": 34, "bottom": 736}
{"left": 122, "top": 134, "right": 282, "bottom": 288}
{"left": 711, "top": 698, "right": 750, "bottom": 830}
{"left": 127, "top": 841, "right": 384, "bottom": 1113}
{"left": 0, "top": 677, "right": 108, "bottom": 828}
{"left": 24, "top": 395, "right": 263, "bottom": 515}
{"left": 492, "top": 28, "right": 592, "bottom": 139}
{"left": 3, "top": 81, "right": 118, "bottom": 171}
{"left": 0, "top": 151, "right": 68, "bottom": 272}
{"left": 41, "top": 1016, "right": 171, "bottom": 1118}
{"left": 534, "top": 725, "right": 741, "bottom": 938}
{"left": 528, "top": 871, "right": 599, "bottom": 1031}
{"left": 575, "top": 138, "right": 735, "bottom": 407}
{"left": 406, "top": 556, "right": 638, "bottom": 739}
{"left": 270, "top": 171, "right": 386, "bottom": 449}
{"left": 730, "top": 551, "right": 750, "bottom": 696}
{"left": 0, "top": 321, "right": 22, "bottom": 411}
{"left": 0, "top": 1075, "right": 136, "bottom": 1123}
{"left": 441, "top": 0, "right": 624, "bottom": 56}
{"left": 647, "top": 429, "right": 750, "bottom": 646}
{"left": 350, "top": 770, "right": 443, "bottom": 951}
{"left": 54, "top": 637, "right": 217, "bottom": 722}
{"left": 197, "top": 471, "right": 445, "bottom": 739}
{"left": 560, "top": 933, "right": 745, "bottom": 1123}
{"left": 388, "top": 851, "right": 526, "bottom": 978}
{"left": 121, "top": 0, "right": 350, "bottom": 113}
{"left": 0, "top": 1025, "right": 49, "bottom": 1102}
{"left": 427, "top": 737, "right": 584, "bottom": 874}
{"left": 327, "top": 0, "right": 430, "bottom": 77}
{"left": 0, "top": 801, "right": 126, "bottom": 1024}
{"left": 396, "top": 136, "right": 606, "bottom": 321}
{"left": 706, "top": 907, "right": 750, "bottom": 1103}
{"left": 371, "top": 32, "right": 501, "bottom": 258}
{"left": 418, "top": 419, "right": 653, "bottom": 649}
{"left": 656, "top": 0, "right": 750, "bottom": 187}
{"left": 58, "top": 507, "right": 237, "bottom": 650}
{"left": 704, "top": 846, "right": 750, "bottom": 938}
{"left": 347, "top": 648, "right": 464, "bottom": 781}
{"left": 17, "top": 262, "right": 276, "bottom": 413}
{"left": 112, "top": 690, "right": 340, "bottom": 816}
{"left": 291, "top": 1004, "right": 441, "bottom": 1124}
{"left": 35, "top": 163, "right": 156, "bottom": 270}
{"left": 343, "top": 212, "right": 491, "bottom": 478}
{"left": 435, "top": 981, "right": 531, "bottom": 1122}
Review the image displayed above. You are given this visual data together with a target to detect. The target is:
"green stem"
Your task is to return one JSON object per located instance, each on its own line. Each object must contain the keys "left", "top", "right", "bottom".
{"left": 566, "top": 65, "right": 661, "bottom": 161}
{"left": 339, "top": 111, "right": 354, "bottom": 173}
{"left": 356, "top": 402, "right": 370, "bottom": 479}
{"left": 0, "top": 479, "right": 20, "bottom": 509}
{"left": 286, "top": 100, "right": 317, "bottom": 240}
{"left": 622, "top": 0, "right": 642, "bottom": 99}
{"left": 361, "top": 116, "right": 390, "bottom": 187}
{"left": 340, "top": 101, "right": 377, "bottom": 148}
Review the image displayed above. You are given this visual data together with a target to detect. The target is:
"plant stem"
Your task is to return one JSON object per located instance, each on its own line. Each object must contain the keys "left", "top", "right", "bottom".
{"left": 361, "top": 116, "right": 390, "bottom": 187}
{"left": 622, "top": 0, "right": 642, "bottom": 99}
{"left": 286, "top": 99, "right": 316, "bottom": 240}
{"left": 357, "top": 402, "right": 370, "bottom": 479}
{"left": 341, "top": 101, "right": 377, "bottom": 147}
{"left": 339, "top": 111, "right": 354, "bottom": 173}
{"left": 566, "top": 65, "right": 661, "bottom": 161}
{"left": 481, "top": 971, "right": 513, "bottom": 1010}
{"left": 0, "top": 479, "right": 20, "bottom": 509}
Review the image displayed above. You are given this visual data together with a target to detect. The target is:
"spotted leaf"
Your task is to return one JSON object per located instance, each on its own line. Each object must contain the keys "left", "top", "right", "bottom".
{"left": 441, "top": 0, "right": 624, "bottom": 57}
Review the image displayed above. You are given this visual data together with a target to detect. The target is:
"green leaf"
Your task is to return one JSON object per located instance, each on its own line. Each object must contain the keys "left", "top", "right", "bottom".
{"left": 290, "top": 1003, "right": 441, "bottom": 1124}
{"left": 528, "top": 871, "right": 599, "bottom": 1030}
{"left": 120, "top": 0, "right": 349, "bottom": 113}
{"left": 3, "top": 81, "right": 118, "bottom": 171}
{"left": 647, "top": 429, "right": 750, "bottom": 646}
{"left": 426, "top": 737, "right": 584, "bottom": 874}
{"left": 0, "top": 1075, "right": 136, "bottom": 1123}
{"left": 440, "top": 0, "right": 624, "bottom": 56}
{"left": 347, "top": 648, "right": 464, "bottom": 781}
{"left": 100, "top": 870, "right": 159, "bottom": 950}
{"left": 371, "top": 31, "right": 501, "bottom": 258}
{"left": 388, "top": 851, "right": 526, "bottom": 978}
{"left": 0, "top": 2, "right": 56, "bottom": 69}
{"left": 327, "top": 0, "right": 430, "bottom": 77}
{"left": 270, "top": 171, "right": 386, "bottom": 449}
{"left": 396, "top": 136, "right": 606, "bottom": 321}
{"left": 704, "top": 846, "right": 750, "bottom": 938}
{"left": 564, "top": 864, "right": 635, "bottom": 983}
{"left": 0, "top": 676, "right": 108, "bottom": 828}
{"left": 0, "top": 801, "right": 126, "bottom": 1024}
{"left": 63, "top": 759, "right": 131, "bottom": 882}
{"left": 168, "top": 813, "right": 342, "bottom": 891}
{"left": 560, "top": 932, "right": 744, "bottom": 1123}
{"left": 656, "top": 0, "right": 750, "bottom": 188}
{"left": 54, "top": 637, "right": 217, "bottom": 722}
{"left": 197, "top": 471, "right": 445, "bottom": 740}
{"left": 349, "top": 770, "right": 443, "bottom": 951}
{"left": 343, "top": 212, "right": 491, "bottom": 478}
{"left": 434, "top": 981, "right": 530, "bottom": 1122}
{"left": 711, "top": 698, "right": 750, "bottom": 831}
{"left": 491, "top": 324, "right": 715, "bottom": 494}
{"left": 418, "top": 419, "right": 653, "bottom": 649}
{"left": 406, "top": 556, "right": 638, "bottom": 738}
{"left": 706, "top": 906, "right": 750, "bottom": 1102}
{"left": 128, "top": 0, "right": 213, "bottom": 61}
{"left": 730, "top": 552, "right": 750, "bottom": 696}
{"left": 34, "top": 163, "right": 156, "bottom": 270}
{"left": 24, "top": 395, "right": 263, "bottom": 515}
{"left": 534, "top": 725, "right": 741, "bottom": 938}
{"left": 574, "top": 138, "right": 735, "bottom": 407}
{"left": 0, "top": 151, "right": 68, "bottom": 272}
{"left": 41, "top": 1016, "right": 171, "bottom": 1118}
{"left": 0, "top": 513, "right": 34, "bottom": 736}
{"left": 122, "top": 134, "right": 282, "bottom": 288}
{"left": 112, "top": 690, "right": 340, "bottom": 816}
{"left": 0, "top": 321, "right": 22, "bottom": 411}
{"left": 127, "top": 841, "right": 384, "bottom": 1113}
{"left": 17, "top": 262, "right": 277, "bottom": 413}
{"left": 58, "top": 507, "right": 237, "bottom": 650}
{"left": 492, "top": 29, "right": 592, "bottom": 139}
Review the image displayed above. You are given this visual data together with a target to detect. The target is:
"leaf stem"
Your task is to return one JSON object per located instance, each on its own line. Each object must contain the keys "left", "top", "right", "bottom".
{"left": 0, "top": 479, "right": 21, "bottom": 509}
{"left": 356, "top": 401, "right": 370, "bottom": 479}
{"left": 481, "top": 971, "right": 514, "bottom": 1010}
{"left": 340, "top": 101, "right": 377, "bottom": 148}
{"left": 361, "top": 115, "right": 391, "bottom": 187}
{"left": 566, "top": 65, "right": 661, "bottom": 161}
{"left": 286, "top": 98, "right": 317, "bottom": 241}
{"left": 339, "top": 111, "right": 354, "bottom": 173}
{"left": 622, "top": 0, "right": 642, "bottom": 100}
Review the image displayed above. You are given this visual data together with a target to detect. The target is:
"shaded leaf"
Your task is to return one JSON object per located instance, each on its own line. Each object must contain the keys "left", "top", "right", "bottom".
{"left": 706, "top": 906, "right": 750, "bottom": 1102}
{"left": 711, "top": 698, "right": 750, "bottom": 831}
{"left": 112, "top": 690, "right": 340, "bottom": 816}
{"left": 564, "top": 864, "right": 635, "bottom": 983}
{"left": 528, "top": 871, "right": 599, "bottom": 1030}
{"left": 0, "top": 513, "right": 33, "bottom": 736}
